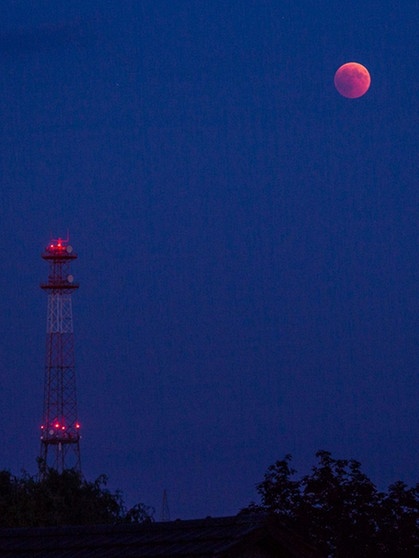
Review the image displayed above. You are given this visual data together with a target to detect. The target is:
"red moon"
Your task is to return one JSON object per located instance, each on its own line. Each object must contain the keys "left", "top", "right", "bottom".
{"left": 334, "top": 62, "right": 371, "bottom": 98}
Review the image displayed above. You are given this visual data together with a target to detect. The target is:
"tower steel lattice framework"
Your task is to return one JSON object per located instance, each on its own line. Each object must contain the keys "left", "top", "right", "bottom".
{"left": 39, "top": 237, "right": 81, "bottom": 474}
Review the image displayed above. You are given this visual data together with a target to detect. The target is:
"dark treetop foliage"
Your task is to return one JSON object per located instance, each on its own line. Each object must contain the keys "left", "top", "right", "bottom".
{"left": 0, "top": 467, "right": 153, "bottom": 527}
{"left": 246, "top": 450, "right": 419, "bottom": 557}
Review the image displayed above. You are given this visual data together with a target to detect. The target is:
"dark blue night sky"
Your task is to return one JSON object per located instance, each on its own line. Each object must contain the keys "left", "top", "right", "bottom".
{"left": 0, "top": 1, "right": 417, "bottom": 519}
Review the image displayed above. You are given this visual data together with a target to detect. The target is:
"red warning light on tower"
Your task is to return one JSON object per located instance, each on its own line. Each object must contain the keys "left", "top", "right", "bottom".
{"left": 45, "top": 237, "right": 75, "bottom": 258}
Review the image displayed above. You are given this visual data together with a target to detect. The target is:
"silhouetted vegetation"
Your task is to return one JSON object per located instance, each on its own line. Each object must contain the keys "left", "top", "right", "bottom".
{"left": 246, "top": 450, "right": 419, "bottom": 556}
{"left": 0, "top": 467, "right": 153, "bottom": 527}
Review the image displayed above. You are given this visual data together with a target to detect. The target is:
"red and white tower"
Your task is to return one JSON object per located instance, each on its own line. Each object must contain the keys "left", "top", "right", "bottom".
{"left": 39, "top": 237, "right": 81, "bottom": 474}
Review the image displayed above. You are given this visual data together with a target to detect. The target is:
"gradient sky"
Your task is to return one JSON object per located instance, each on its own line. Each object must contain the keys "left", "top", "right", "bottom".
{"left": 0, "top": 1, "right": 417, "bottom": 520}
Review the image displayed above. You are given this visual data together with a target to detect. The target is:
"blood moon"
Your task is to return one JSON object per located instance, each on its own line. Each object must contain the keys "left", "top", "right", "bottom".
{"left": 334, "top": 62, "right": 371, "bottom": 98}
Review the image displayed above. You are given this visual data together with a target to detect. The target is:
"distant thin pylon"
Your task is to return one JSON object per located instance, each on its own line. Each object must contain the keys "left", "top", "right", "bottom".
{"left": 161, "top": 489, "right": 170, "bottom": 521}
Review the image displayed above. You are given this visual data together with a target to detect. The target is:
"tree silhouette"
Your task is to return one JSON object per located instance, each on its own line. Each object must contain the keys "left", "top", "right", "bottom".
{"left": 0, "top": 467, "right": 153, "bottom": 527}
{"left": 248, "top": 450, "right": 419, "bottom": 557}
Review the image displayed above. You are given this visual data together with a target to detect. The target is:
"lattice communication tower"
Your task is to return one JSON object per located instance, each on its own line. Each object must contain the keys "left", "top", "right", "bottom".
{"left": 39, "top": 237, "right": 81, "bottom": 474}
